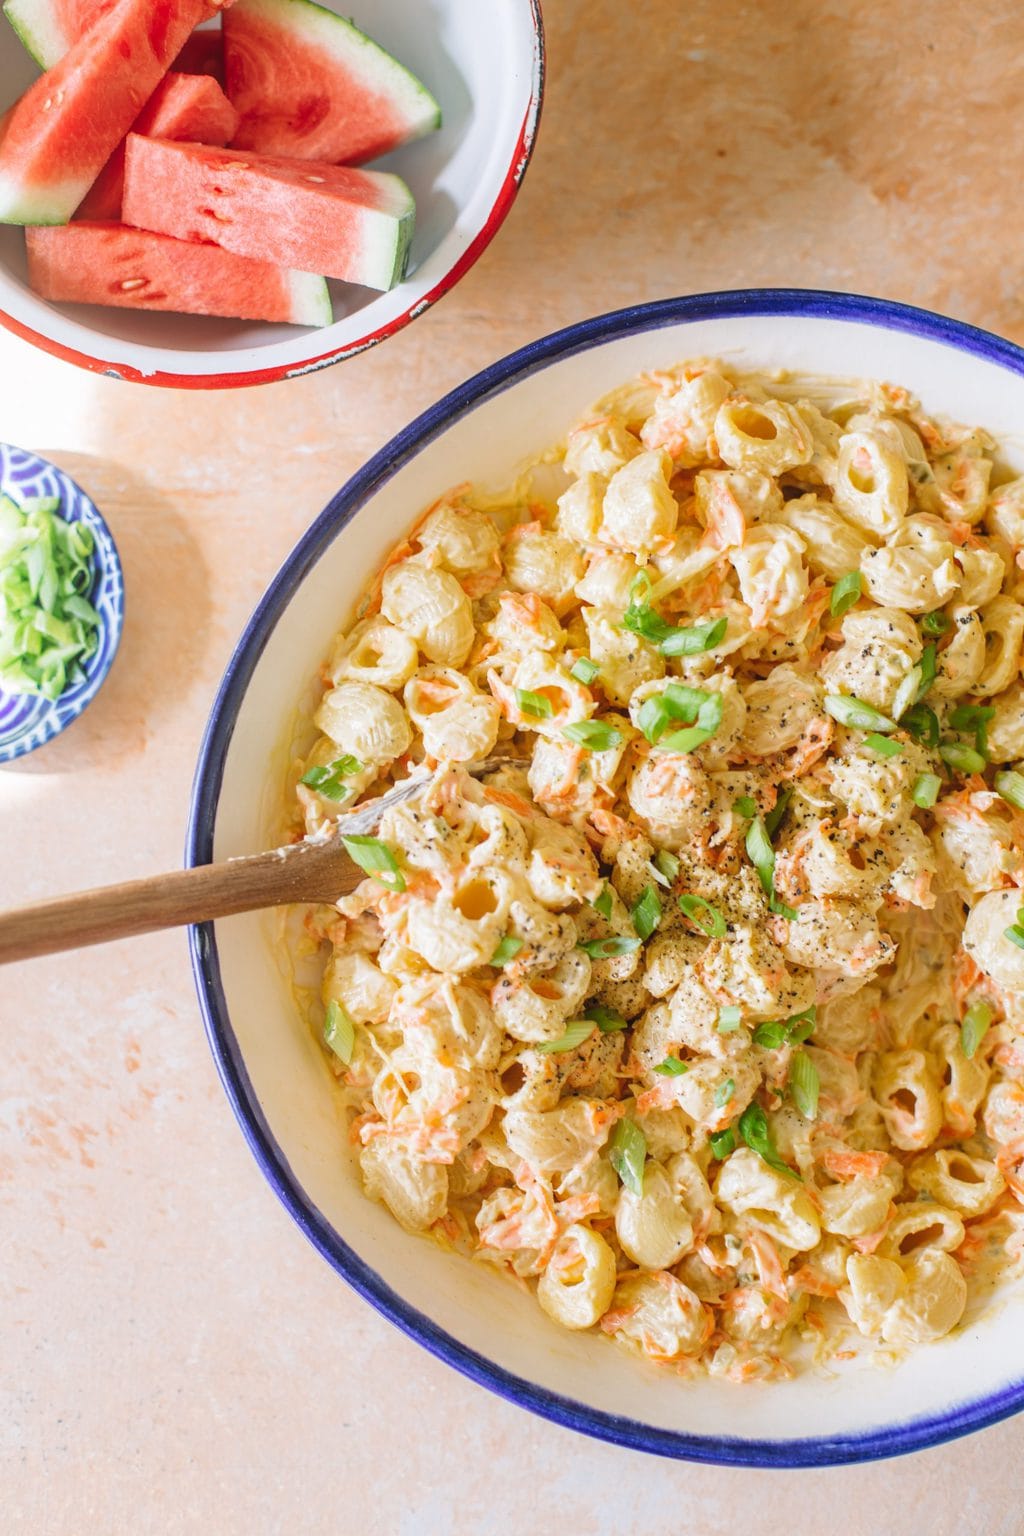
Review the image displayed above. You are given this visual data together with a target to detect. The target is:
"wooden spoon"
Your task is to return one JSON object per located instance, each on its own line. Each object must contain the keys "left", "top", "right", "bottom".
{"left": 0, "top": 761, "right": 511, "bottom": 966}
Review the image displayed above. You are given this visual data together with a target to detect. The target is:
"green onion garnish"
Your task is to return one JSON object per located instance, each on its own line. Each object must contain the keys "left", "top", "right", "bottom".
{"left": 995, "top": 770, "right": 1024, "bottom": 812}
{"left": 921, "top": 610, "right": 950, "bottom": 636}
{"left": 733, "top": 795, "right": 757, "bottom": 819}
{"left": 631, "top": 884, "right": 662, "bottom": 941}
{"left": 537, "top": 1020, "right": 595, "bottom": 1054}
{"left": 578, "top": 935, "right": 642, "bottom": 959}
{"left": 323, "top": 1000, "right": 356, "bottom": 1065}
{"left": 911, "top": 772, "right": 942, "bottom": 809}
{"left": 585, "top": 1003, "right": 627, "bottom": 1032}
{"left": 823, "top": 694, "right": 897, "bottom": 732}
{"left": 738, "top": 1103, "right": 800, "bottom": 1179}
{"left": 609, "top": 1117, "right": 646, "bottom": 1197}
{"left": 752, "top": 1021, "right": 788, "bottom": 1049}
{"left": 717, "top": 1005, "right": 742, "bottom": 1034}
{"left": 621, "top": 574, "right": 727, "bottom": 656}
{"left": 654, "top": 1056, "right": 689, "bottom": 1076}
{"left": 709, "top": 1128, "right": 736, "bottom": 1159}
{"left": 830, "top": 571, "right": 863, "bottom": 617}
{"left": 570, "top": 657, "right": 600, "bottom": 685}
{"left": 786, "top": 1006, "right": 817, "bottom": 1044}
{"left": 659, "top": 616, "right": 728, "bottom": 657}
{"left": 902, "top": 702, "right": 940, "bottom": 749}
{"left": 745, "top": 817, "right": 776, "bottom": 898}
{"left": 769, "top": 895, "right": 799, "bottom": 920}
{"left": 788, "top": 1050, "right": 820, "bottom": 1119}
{"left": 949, "top": 703, "right": 996, "bottom": 757}
{"left": 939, "top": 740, "right": 986, "bottom": 775}
{"left": 0, "top": 493, "right": 101, "bottom": 701}
{"left": 891, "top": 665, "right": 922, "bottom": 723}
{"left": 658, "top": 692, "right": 723, "bottom": 755}
{"left": 678, "top": 892, "right": 727, "bottom": 939}
{"left": 301, "top": 754, "right": 363, "bottom": 800}
{"left": 341, "top": 835, "right": 406, "bottom": 892}
{"left": 764, "top": 787, "right": 792, "bottom": 839}
{"left": 593, "top": 883, "right": 614, "bottom": 919}
{"left": 960, "top": 1001, "right": 992, "bottom": 1060}
{"left": 490, "top": 936, "right": 524, "bottom": 967}
{"left": 515, "top": 687, "right": 553, "bottom": 719}
{"left": 1004, "top": 926, "right": 1024, "bottom": 952}
{"left": 714, "top": 1078, "right": 736, "bottom": 1108}
{"left": 562, "top": 719, "right": 623, "bottom": 751}
{"left": 654, "top": 849, "right": 680, "bottom": 884}
{"left": 865, "top": 732, "right": 903, "bottom": 758}
{"left": 917, "top": 643, "right": 937, "bottom": 699}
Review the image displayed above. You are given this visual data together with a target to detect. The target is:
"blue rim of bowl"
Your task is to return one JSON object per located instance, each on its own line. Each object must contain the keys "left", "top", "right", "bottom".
{"left": 0, "top": 445, "right": 123, "bottom": 763}
{"left": 187, "top": 288, "right": 1024, "bottom": 1467}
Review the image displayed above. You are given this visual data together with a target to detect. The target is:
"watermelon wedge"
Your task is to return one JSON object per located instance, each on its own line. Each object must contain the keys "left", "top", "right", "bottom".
{"left": 27, "top": 221, "right": 333, "bottom": 325}
{"left": 123, "top": 137, "right": 415, "bottom": 289}
{"left": 174, "top": 25, "right": 224, "bottom": 82}
{"left": 223, "top": 0, "right": 440, "bottom": 165}
{"left": 77, "top": 72, "right": 240, "bottom": 221}
{"left": 0, "top": 0, "right": 237, "bottom": 226}
{"left": 2, "top": 0, "right": 114, "bottom": 69}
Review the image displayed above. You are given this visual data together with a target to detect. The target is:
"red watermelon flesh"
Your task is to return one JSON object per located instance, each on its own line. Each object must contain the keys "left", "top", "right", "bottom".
{"left": 77, "top": 73, "right": 240, "bottom": 221}
{"left": 223, "top": 0, "right": 440, "bottom": 165}
{"left": 27, "top": 220, "right": 333, "bottom": 324}
{"left": 123, "top": 137, "right": 415, "bottom": 289}
{"left": 174, "top": 26, "right": 224, "bottom": 82}
{"left": 2, "top": 0, "right": 117, "bottom": 70}
{"left": 0, "top": 0, "right": 236, "bottom": 226}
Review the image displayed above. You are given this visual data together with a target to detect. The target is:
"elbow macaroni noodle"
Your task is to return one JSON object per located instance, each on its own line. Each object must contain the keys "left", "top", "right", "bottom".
{"left": 286, "top": 361, "right": 1024, "bottom": 1381}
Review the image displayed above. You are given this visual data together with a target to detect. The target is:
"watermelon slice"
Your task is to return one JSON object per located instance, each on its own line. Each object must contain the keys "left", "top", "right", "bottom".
{"left": 0, "top": 0, "right": 236, "bottom": 226}
{"left": 2, "top": 0, "right": 114, "bottom": 69}
{"left": 223, "top": 0, "right": 440, "bottom": 165}
{"left": 27, "top": 221, "right": 333, "bottom": 325}
{"left": 123, "top": 137, "right": 415, "bottom": 289}
{"left": 174, "top": 26, "right": 224, "bottom": 82}
{"left": 77, "top": 72, "right": 240, "bottom": 221}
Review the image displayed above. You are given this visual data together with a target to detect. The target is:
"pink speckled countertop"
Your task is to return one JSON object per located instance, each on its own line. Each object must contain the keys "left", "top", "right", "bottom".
{"left": 5, "top": 4, "right": 1024, "bottom": 1531}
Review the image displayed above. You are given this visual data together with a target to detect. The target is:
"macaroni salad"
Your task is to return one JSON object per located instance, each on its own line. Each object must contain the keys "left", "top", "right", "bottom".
{"left": 287, "top": 361, "right": 1024, "bottom": 1380}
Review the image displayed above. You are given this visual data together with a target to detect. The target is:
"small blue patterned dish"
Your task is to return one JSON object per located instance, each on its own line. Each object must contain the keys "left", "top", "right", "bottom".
{"left": 0, "top": 444, "right": 124, "bottom": 763}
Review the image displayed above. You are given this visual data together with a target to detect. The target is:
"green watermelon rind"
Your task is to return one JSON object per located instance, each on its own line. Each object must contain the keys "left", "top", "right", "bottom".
{"left": 0, "top": 171, "right": 89, "bottom": 225}
{"left": 2, "top": 0, "right": 65, "bottom": 69}
{"left": 287, "top": 270, "right": 334, "bottom": 328}
{"left": 226, "top": 0, "right": 442, "bottom": 141}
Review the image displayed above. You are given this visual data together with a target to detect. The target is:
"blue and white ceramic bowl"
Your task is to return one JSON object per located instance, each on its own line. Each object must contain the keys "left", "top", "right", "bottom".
{"left": 0, "top": 444, "right": 123, "bottom": 762}
{"left": 189, "top": 291, "right": 1024, "bottom": 1466}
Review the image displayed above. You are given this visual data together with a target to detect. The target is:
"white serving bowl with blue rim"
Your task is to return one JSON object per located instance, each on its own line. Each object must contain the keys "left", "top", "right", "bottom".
{"left": 188, "top": 290, "right": 1024, "bottom": 1466}
{"left": 0, "top": 444, "right": 123, "bottom": 762}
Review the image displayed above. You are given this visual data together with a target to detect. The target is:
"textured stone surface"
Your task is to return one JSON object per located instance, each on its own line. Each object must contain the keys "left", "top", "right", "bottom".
{"left": 4, "top": 2, "right": 1024, "bottom": 1530}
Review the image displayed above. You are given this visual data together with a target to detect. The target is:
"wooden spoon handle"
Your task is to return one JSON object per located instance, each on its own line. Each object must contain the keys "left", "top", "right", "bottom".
{"left": 0, "top": 840, "right": 359, "bottom": 966}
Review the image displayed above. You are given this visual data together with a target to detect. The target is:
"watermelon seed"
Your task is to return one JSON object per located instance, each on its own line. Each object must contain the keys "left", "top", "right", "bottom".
{"left": 119, "top": 279, "right": 147, "bottom": 291}
{"left": 305, "top": 175, "right": 326, "bottom": 183}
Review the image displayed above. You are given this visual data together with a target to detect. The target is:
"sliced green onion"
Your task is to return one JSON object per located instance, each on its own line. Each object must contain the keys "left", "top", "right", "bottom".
{"left": 709, "top": 1128, "right": 736, "bottom": 1159}
{"left": 745, "top": 817, "right": 776, "bottom": 898}
{"left": 752, "top": 1020, "right": 788, "bottom": 1049}
{"left": 788, "top": 1050, "right": 820, "bottom": 1119}
{"left": 911, "top": 772, "right": 942, "bottom": 809}
{"left": 638, "top": 684, "right": 711, "bottom": 746}
{"left": 764, "top": 787, "right": 792, "bottom": 839}
{"left": 663, "top": 682, "right": 713, "bottom": 717}
{"left": 960, "top": 1001, "right": 992, "bottom": 1060}
{"left": 609, "top": 1117, "right": 646, "bottom": 1197}
{"left": 0, "top": 493, "right": 101, "bottom": 701}
{"left": 537, "top": 1020, "right": 595, "bottom": 1054}
{"left": 1004, "top": 926, "right": 1024, "bottom": 952}
{"left": 738, "top": 1103, "right": 800, "bottom": 1179}
{"left": 622, "top": 595, "right": 676, "bottom": 647}
{"left": 769, "top": 895, "right": 799, "bottom": 920}
{"left": 717, "top": 1005, "right": 742, "bottom": 1034}
{"left": 631, "top": 884, "right": 662, "bottom": 941}
{"left": 939, "top": 740, "right": 986, "bottom": 775}
{"left": 658, "top": 692, "right": 723, "bottom": 754}
{"left": 678, "top": 892, "right": 727, "bottom": 939}
{"left": 654, "top": 848, "right": 680, "bottom": 884}
{"left": 921, "top": 609, "right": 950, "bottom": 636}
{"left": 733, "top": 795, "right": 757, "bottom": 820}
{"left": 786, "top": 1006, "right": 817, "bottom": 1045}
{"left": 823, "top": 694, "right": 897, "bottom": 732}
{"left": 585, "top": 1003, "right": 627, "bottom": 1033}
{"left": 301, "top": 754, "right": 363, "bottom": 800}
{"left": 865, "top": 732, "right": 903, "bottom": 758}
{"left": 659, "top": 616, "right": 728, "bottom": 657}
{"left": 578, "top": 935, "right": 642, "bottom": 959}
{"left": 891, "top": 665, "right": 922, "bottom": 723}
{"left": 570, "top": 656, "right": 600, "bottom": 685}
{"left": 638, "top": 693, "right": 673, "bottom": 745}
{"left": 562, "top": 719, "right": 623, "bottom": 751}
{"left": 995, "top": 770, "right": 1024, "bottom": 812}
{"left": 323, "top": 1000, "right": 356, "bottom": 1065}
{"left": 949, "top": 703, "right": 996, "bottom": 757}
{"left": 917, "top": 643, "right": 937, "bottom": 699}
{"left": 341, "top": 835, "right": 406, "bottom": 892}
{"left": 593, "top": 884, "right": 614, "bottom": 920}
{"left": 902, "top": 702, "right": 940, "bottom": 749}
{"left": 515, "top": 687, "right": 553, "bottom": 719}
{"left": 490, "top": 936, "right": 524, "bottom": 967}
{"left": 830, "top": 570, "right": 863, "bottom": 617}
{"left": 714, "top": 1077, "right": 736, "bottom": 1108}
{"left": 653, "top": 1055, "right": 689, "bottom": 1076}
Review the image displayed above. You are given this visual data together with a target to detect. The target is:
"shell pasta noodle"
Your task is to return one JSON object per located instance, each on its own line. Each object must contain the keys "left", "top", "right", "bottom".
{"left": 286, "top": 360, "right": 1024, "bottom": 1381}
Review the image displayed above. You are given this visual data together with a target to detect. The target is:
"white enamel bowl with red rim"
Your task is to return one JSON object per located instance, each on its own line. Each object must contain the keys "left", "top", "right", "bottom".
{"left": 189, "top": 293, "right": 1024, "bottom": 1465}
{"left": 0, "top": 0, "right": 544, "bottom": 388}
